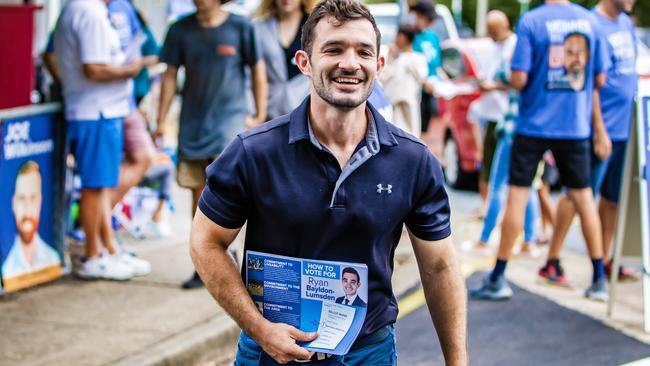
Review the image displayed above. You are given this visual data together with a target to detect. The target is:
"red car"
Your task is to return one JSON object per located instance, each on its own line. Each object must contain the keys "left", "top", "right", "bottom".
{"left": 432, "top": 37, "right": 496, "bottom": 189}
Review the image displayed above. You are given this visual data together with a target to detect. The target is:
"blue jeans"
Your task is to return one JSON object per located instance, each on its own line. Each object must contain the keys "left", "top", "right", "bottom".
{"left": 480, "top": 137, "right": 539, "bottom": 243}
{"left": 234, "top": 326, "right": 397, "bottom": 366}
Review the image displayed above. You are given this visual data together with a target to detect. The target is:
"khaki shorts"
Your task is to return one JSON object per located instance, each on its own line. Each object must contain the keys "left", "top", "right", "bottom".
{"left": 123, "top": 109, "right": 155, "bottom": 154}
{"left": 177, "top": 157, "right": 217, "bottom": 189}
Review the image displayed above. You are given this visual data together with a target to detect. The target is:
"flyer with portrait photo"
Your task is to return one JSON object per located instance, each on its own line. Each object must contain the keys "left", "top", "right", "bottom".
{"left": 245, "top": 251, "right": 368, "bottom": 355}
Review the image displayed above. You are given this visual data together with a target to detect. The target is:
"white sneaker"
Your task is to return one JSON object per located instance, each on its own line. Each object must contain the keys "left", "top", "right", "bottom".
{"left": 118, "top": 252, "right": 151, "bottom": 277}
{"left": 75, "top": 255, "right": 134, "bottom": 281}
{"left": 146, "top": 221, "right": 172, "bottom": 239}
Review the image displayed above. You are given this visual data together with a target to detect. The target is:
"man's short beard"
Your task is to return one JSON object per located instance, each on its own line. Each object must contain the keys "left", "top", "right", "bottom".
{"left": 17, "top": 217, "right": 38, "bottom": 244}
{"left": 314, "top": 79, "right": 373, "bottom": 110}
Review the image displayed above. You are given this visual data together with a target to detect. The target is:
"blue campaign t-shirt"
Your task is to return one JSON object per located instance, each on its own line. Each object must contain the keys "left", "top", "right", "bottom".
{"left": 413, "top": 29, "right": 442, "bottom": 78}
{"left": 108, "top": 0, "right": 142, "bottom": 50}
{"left": 592, "top": 10, "right": 637, "bottom": 141}
{"left": 160, "top": 14, "right": 260, "bottom": 159}
{"left": 511, "top": 3, "right": 608, "bottom": 139}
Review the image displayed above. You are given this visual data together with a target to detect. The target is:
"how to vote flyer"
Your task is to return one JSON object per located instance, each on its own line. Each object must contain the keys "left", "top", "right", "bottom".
{"left": 245, "top": 251, "right": 368, "bottom": 355}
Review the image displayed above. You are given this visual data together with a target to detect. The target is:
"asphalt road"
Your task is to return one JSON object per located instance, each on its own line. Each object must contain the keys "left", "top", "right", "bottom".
{"left": 395, "top": 274, "right": 650, "bottom": 366}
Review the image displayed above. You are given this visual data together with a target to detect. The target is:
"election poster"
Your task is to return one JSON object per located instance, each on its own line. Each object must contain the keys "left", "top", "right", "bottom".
{"left": 608, "top": 80, "right": 650, "bottom": 333}
{"left": 0, "top": 111, "right": 62, "bottom": 293}
{"left": 246, "top": 251, "right": 368, "bottom": 355}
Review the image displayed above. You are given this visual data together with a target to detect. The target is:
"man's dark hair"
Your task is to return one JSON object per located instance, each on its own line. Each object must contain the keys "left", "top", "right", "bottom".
{"left": 410, "top": 0, "right": 437, "bottom": 22}
{"left": 301, "top": 0, "right": 381, "bottom": 57}
{"left": 397, "top": 24, "right": 417, "bottom": 44}
{"left": 342, "top": 267, "right": 360, "bottom": 282}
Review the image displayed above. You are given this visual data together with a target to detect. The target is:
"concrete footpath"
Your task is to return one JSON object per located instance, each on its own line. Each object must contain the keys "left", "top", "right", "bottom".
{"left": 1, "top": 187, "right": 648, "bottom": 366}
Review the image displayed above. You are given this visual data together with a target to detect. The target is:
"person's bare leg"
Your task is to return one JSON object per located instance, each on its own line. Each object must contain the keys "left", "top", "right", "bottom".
{"left": 479, "top": 180, "right": 488, "bottom": 215}
{"left": 599, "top": 198, "right": 618, "bottom": 260}
{"left": 152, "top": 199, "right": 165, "bottom": 223}
{"left": 110, "top": 148, "right": 154, "bottom": 207}
{"left": 568, "top": 188, "right": 603, "bottom": 259}
{"left": 547, "top": 195, "right": 576, "bottom": 259}
{"left": 80, "top": 188, "right": 104, "bottom": 258}
{"left": 537, "top": 183, "right": 555, "bottom": 241}
{"left": 496, "top": 186, "right": 532, "bottom": 260}
{"left": 429, "top": 117, "right": 445, "bottom": 161}
{"left": 99, "top": 188, "right": 121, "bottom": 255}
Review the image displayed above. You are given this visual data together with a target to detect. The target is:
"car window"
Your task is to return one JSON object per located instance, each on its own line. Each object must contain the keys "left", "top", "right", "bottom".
{"left": 442, "top": 47, "right": 466, "bottom": 79}
{"left": 374, "top": 15, "right": 398, "bottom": 45}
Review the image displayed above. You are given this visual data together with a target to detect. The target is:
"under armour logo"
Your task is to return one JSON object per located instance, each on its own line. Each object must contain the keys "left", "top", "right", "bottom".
{"left": 377, "top": 184, "right": 392, "bottom": 194}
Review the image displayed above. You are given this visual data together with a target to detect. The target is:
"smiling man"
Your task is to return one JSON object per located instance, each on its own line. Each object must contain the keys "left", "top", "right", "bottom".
{"left": 335, "top": 267, "right": 366, "bottom": 307}
{"left": 2, "top": 161, "right": 60, "bottom": 280}
{"left": 189, "top": 0, "right": 467, "bottom": 364}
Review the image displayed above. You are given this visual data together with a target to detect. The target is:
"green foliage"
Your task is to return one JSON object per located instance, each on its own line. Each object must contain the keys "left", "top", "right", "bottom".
{"left": 434, "top": 0, "right": 648, "bottom": 32}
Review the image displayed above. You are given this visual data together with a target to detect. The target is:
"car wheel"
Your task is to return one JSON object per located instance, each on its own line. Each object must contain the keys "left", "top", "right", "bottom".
{"left": 443, "top": 135, "right": 474, "bottom": 189}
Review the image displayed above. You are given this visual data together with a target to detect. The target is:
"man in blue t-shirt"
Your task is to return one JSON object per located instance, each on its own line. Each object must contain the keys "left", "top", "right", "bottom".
{"left": 540, "top": 0, "right": 639, "bottom": 287}
{"left": 409, "top": 0, "right": 444, "bottom": 144}
{"left": 470, "top": 0, "right": 611, "bottom": 302}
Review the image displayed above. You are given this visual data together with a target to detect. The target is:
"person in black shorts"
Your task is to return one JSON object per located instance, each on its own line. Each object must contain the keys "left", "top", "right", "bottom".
{"left": 470, "top": 0, "right": 610, "bottom": 302}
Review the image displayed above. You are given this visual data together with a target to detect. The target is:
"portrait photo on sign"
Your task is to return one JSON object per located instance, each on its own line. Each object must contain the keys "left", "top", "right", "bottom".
{"left": 1, "top": 161, "right": 61, "bottom": 283}
{"left": 334, "top": 266, "right": 367, "bottom": 307}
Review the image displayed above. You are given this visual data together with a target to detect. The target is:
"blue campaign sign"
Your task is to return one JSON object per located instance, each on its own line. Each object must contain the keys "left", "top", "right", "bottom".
{"left": 0, "top": 111, "right": 62, "bottom": 292}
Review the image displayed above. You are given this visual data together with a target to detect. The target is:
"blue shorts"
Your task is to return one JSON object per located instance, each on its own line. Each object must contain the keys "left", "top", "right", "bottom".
{"left": 590, "top": 141, "right": 627, "bottom": 203}
{"left": 67, "top": 117, "right": 123, "bottom": 189}
{"left": 234, "top": 326, "right": 397, "bottom": 366}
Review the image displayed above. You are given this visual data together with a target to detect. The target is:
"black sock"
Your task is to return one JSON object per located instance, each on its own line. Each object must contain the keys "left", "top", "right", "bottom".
{"left": 547, "top": 258, "right": 560, "bottom": 269}
{"left": 490, "top": 259, "right": 508, "bottom": 282}
{"left": 592, "top": 258, "right": 605, "bottom": 283}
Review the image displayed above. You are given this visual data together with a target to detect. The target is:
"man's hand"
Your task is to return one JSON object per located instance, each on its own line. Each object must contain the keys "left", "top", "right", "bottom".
{"left": 423, "top": 80, "right": 434, "bottom": 95}
{"left": 152, "top": 121, "right": 165, "bottom": 146}
{"left": 245, "top": 115, "right": 264, "bottom": 129}
{"left": 253, "top": 322, "right": 317, "bottom": 364}
{"left": 593, "top": 129, "right": 612, "bottom": 160}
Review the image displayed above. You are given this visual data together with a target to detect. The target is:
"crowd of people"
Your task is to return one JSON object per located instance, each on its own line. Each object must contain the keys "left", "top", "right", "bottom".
{"left": 468, "top": 0, "right": 639, "bottom": 303}
{"left": 44, "top": 0, "right": 641, "bottom": 293}
{"left": 39, "top": 0, "right": 643, "bottom": 362}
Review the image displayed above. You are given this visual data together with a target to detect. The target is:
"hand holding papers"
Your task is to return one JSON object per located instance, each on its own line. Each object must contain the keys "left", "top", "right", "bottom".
{"left": 307, "top": 302, "right": 356, "bottom": 350}
{"left": 246, "top": 251, "right": 368, "bottom": 355}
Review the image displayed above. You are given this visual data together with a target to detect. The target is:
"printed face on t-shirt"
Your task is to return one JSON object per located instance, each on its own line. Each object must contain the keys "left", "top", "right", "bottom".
{"left": 544, "top": 19, "right": 593, "bottom": 91}
{"left": 563, "top": 33, "right": 589, "bottom": 90}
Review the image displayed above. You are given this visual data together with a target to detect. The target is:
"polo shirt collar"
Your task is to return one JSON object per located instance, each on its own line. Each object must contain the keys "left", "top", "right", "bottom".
{"left": 288, "top": 96, "right": 398, "bottom": 147}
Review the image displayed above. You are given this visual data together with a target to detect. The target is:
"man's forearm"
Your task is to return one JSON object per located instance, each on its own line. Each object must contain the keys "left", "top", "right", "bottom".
{"left": 591, "top": 89, "right": 606, "bottom": 134}
{"left": 83, "top": 62, "right": 140, "bottom": 82}
{"left": 157, "top": 67, "right": 178, "bottom": 127}
{"left": 251, "top": 61, "right": 268, "bottom": 123}
{"left": 411, "top": 234, "right": 468, "bottom": 366}
{"left": 422, "top": 258, "right": 467, "bottom": 365}
{"left": 190, "top": 211, "right": 267, "bottom": 337}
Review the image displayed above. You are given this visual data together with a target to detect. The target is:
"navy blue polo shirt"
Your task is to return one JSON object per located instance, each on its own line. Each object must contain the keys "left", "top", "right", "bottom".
{"left": 199, "top": 97, "right": 451, "bottom": 338}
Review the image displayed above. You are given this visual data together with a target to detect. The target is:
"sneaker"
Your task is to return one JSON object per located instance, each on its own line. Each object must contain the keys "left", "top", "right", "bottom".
{"left": 469, "top": 274, "right": 513, "bottom": 300}
{"left": 75, "top": 255, "right": 134, "bottom": 281}
{"left": 460, "top": 240, "right": 491, "bottom": 256}
{"left": 515, "top": 243, "right": 541, "bottom": 258}
{"left": 538, "top": 263, "right": 572, "bottom": 288}
{"left": 118, "top": 252, "right": 151, "bottom": 277}
{"left": 605, "top": 263, "right": 641, "bottom": 282}
{"left": 182, "top": 272, "right": 204, "bottom": 289}
{"left": 146, "top": 221, "right": 172, "bottom": 239}
{"left": 585, "top": 277, "right": 609, "bottom": 302}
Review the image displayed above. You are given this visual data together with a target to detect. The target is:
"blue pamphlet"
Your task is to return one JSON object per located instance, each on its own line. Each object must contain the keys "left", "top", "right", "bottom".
{"left": 245, "top": 251, "right": 368, "bottom": 355}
